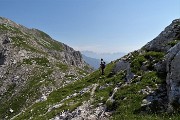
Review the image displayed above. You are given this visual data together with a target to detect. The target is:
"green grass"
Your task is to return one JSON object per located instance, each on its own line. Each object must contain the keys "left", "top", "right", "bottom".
{"left": 8, "top": 62, "right": 176, "bottom": 120}
{"left": 144, "top": 51, "right": 165, "bottom": 61}
{"left": 56, "top": 62, "right": 68, "bottom": 72}
{"left": 23, "top": 57, "right": 50, "bottom": 67}
{"left": 33, "top": 29, "right": 63, "bottom": 51}
{"left": 38, "top": 93, "right": 90, "bottom": 120}
{"left": 13, "top": 76, "right": 95, "bottom": 119}
{"left": 167, "top": 40, "right": 180, "bottom": 47}
{"left": 37, "top": 29, "right": 51, "bottom": 39}
{"left": 76, "top": 67, "right": 88, "bottom": 75}
{"left": 0, "top": 24, "right": 62, "bottom": 53}
{"left": 35, "top": 38, "right": 63, "bottom": 51}
{"left": 0, "top": 24, "right": 22, "bottom": 34}
{"left": 0, "top": 83, "right": 16, "bottom": 105}
{"left": 111, "top": 71, "right": 166, "bottom": 120}
{"left": 10, "top": 36, "right": 45, "bottom": 54}
{"left": 7, "top": 48, "right": 180, "bottom": 120}
{"left": 131, "top": 55, "right": 146, "bottom": 73}
{"left": 0, "top": 68, "right": 53, "bottom": 119}
{"left": 47, "top": 40, "right": 63, "bottom": 51}
{"left": 130, "top": 51, "right": 165, "bottom": 73}
{"left": 12, "top": 65, "right": 103, "bottom": 120}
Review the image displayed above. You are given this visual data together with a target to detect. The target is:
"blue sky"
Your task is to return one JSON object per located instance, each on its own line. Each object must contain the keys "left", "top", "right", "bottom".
{"left": 0, "top": 0, "right": 179, "bottom": 53}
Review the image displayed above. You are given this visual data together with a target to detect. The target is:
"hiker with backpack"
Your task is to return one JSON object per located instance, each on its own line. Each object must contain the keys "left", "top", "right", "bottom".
{"left": 100, "top": 58, "right": 106, "bottom": 75}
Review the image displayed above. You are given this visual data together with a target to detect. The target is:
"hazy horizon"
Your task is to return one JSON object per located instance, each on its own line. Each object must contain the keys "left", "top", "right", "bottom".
{"left": 81, "top": 50, "right": 126, "bottom": 62}
{"left": 0, "top": 0, "right": 179, "bottom": 53}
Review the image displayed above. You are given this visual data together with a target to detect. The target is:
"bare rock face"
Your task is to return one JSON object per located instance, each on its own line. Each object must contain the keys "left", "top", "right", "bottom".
{"left": 166, "top": 42, "right": 180, "bottom": 111}
{"left": 61, "top": 43, "right": 84, "bottom": 67}
{"left": 144, "top": 19, "right": 180, "bottom": 52}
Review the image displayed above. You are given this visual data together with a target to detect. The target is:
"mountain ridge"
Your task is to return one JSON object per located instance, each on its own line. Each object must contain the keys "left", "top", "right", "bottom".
{"left": 0, "top": 17, "right": 93, "bottom": 119}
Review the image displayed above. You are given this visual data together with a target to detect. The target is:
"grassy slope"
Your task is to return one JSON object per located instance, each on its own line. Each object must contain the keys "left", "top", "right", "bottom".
{"left": 13, "top": 49, "right": 180, "bottom": 120}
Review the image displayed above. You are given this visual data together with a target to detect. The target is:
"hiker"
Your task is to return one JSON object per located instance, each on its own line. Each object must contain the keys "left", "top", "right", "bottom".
{"left": 100, "top": 58, "right": 106, "bottom": 75}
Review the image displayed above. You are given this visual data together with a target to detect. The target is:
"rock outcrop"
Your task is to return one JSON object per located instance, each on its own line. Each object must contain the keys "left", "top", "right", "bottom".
{"left": 143, "top": 19, "right": 180, "bottom": 112}
{"left": 111, "top": 19, "right": 180, "bottom": 113}
{"left": 166, "top": 42, "right": 180, "bottom": 111}
{"left": 144, "top": 19, "right": 180, "bottom": 52}
{"left": 113, "top": 59, "right": 134, "bottom": 82}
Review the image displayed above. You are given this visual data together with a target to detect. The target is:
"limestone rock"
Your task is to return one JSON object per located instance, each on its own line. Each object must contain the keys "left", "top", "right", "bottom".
{"left": 144, "top": 19, "right": 180, "bottom": 52}
{"left": 113, "top": 60, "right": 134, "bottom": 82}
{"left": 166, "top": 42, "right": 180, "bottom": 110}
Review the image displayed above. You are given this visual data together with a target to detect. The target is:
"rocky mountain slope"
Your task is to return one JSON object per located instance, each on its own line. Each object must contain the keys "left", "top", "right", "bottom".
{"left": 1, "top": 17, "right": 180, "bottom": 120}
{"left": 0, "top": 17, "right": 93, "bottom": 119}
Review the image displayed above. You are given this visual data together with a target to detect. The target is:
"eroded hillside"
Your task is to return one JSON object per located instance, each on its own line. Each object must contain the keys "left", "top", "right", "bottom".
{"left": 0, "top": 17, "right": 92, "bottom": 119}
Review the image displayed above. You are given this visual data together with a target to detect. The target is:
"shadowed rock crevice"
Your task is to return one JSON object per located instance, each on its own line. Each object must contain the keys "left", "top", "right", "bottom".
{"left": 134, "top": 83, "right": 168, "bottom": 114}
{"left": 0, "top": 47, "right": 5, "bottom": 65}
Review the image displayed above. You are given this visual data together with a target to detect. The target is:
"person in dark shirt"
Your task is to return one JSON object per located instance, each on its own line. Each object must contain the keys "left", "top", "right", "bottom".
{"left": 100, "top": 58, "right": 106, "bottom": 75}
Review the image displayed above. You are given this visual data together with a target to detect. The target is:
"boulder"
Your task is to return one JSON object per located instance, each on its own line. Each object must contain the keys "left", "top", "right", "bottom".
{"left": 166, "top": 42, "right": 180, "bottom": 111}
{"left": 113, "top": 60, "right": 134, "bottom": 82}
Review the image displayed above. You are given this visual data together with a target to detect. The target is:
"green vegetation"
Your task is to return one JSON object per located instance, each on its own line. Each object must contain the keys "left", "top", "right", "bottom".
{"left": 56, "top": 62, "right": 69, "bottom": 71}
{"left": 35, "top": 38, "right": 63, "bottom": 51}
{"left": 144, "top": 51, "right": 165, "bottom": 60}
{"left": 12, "top": 61, "right": 116, "bottom": 119}
{"left": 23, "top": 57, "right": 50, "bottom": 67}
{"left": 112, "top": 71, "right": 166, "bottom": 120}
{"left": 167, "top": 39, "right": 180, "bottom": 47}
{"left": 10, "top": 36, "right": 45, "bottom": 54}
{"left": 0, "top": 24, "right": 62, "bottom": 52}
{"left": 33, "top": 29, "right": 63, "bottom": 51}
{"left": 37, "top": 30, "right": 51, "bottom": 39}
{"left": 8, "top": 49, "right": 180, "bottom": 120}
{"left": 13, "top": 73, "right": 96, "bottom": 119}
{"left": 0, "top": 24, "right": 22, "bottom": 34}
{"left": 130, "top": 51, "right": 165, "bottom": 73}
{"left": 0, "top": 83, "right": 16, "bottom": 105}
{"left": 0, "top": 68, "right": 53, "bottom": 119}
{"left": 76, "top": 67, "right": 88, "bottom": 75}
{"left": 83, "top": 65, "right": 90, "bottom": 70}
{"left": 131, "top": 55, "right": 146, "bottom": 73}
{"left": 47, "top": 40, "right": 63, "bottom": 51}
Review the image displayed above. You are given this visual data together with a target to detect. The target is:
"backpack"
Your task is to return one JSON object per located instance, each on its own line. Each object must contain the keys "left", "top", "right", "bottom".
{"left": 101, "top": 62, "right": 105, "bottom": 69}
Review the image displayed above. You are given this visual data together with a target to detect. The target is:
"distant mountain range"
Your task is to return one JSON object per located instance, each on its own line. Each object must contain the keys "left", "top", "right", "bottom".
{"left": 81, "top": 51, "right": 126, "bottom": 62}
{"left": 82, "top": 54, "right": 100, "bottom": 69}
